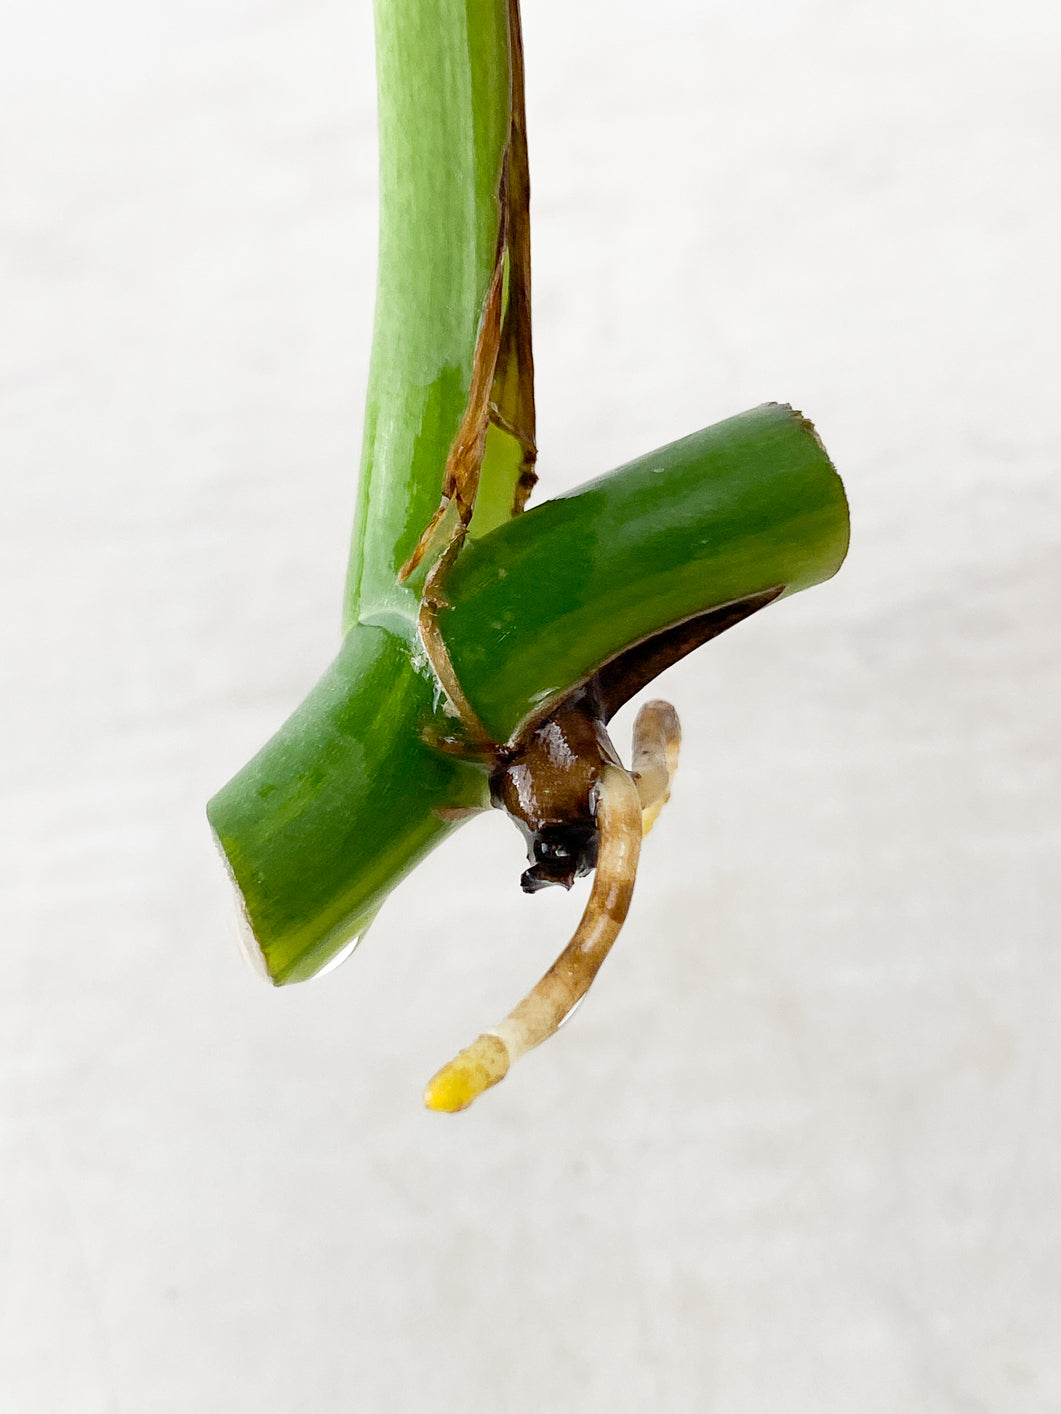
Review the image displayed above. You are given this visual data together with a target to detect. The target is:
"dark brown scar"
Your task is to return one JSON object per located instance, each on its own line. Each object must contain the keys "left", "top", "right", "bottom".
{"left": 591, "top": 586, "right": 785, "bottom": 724}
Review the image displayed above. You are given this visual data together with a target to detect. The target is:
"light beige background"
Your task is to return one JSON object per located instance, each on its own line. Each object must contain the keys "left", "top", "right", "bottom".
{"left": 2, "top": 0, "right": 1058, "bottom": 1409}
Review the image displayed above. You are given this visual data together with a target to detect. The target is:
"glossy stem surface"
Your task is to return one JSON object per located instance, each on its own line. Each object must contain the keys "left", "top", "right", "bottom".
{"left": 343, "top": 0, "right": 512, "bottom": 629}
{"left": 442, "top": 402, "right": 849, "bottom": 742}
{"left": 208, "top": 404, "right": 848, "bottom": 984}
{"left": 209, "top": 626, "right": 486, "bottom": 985}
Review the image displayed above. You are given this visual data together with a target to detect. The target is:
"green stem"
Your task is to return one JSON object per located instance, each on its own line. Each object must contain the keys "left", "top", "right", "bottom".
{"left": 442, "top": 403, "right": 848, "bottom": 743}
{"left": 207, "top": 0, "right": 850, "bottom": 990}
{"left": 209, "top": 405, "right": 847, "bottom": 984}
{"left": 343, "top": 0, "right": 512, "bottom": 629}
{"left": 210, "top": 626, "right": 476, "bottom": 985}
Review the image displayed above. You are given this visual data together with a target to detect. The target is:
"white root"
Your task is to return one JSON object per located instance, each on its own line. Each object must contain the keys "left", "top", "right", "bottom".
{"left": 631, "top": 699, "right": 681, "bottom": 834}
{"left": 423, "top": 765, "right": 644, "bottom": 1111}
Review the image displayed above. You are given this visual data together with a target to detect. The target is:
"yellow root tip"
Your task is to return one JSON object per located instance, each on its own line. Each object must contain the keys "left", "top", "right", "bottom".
{"left": 422, "top": 1034, "right": 510, "bottom": 1113}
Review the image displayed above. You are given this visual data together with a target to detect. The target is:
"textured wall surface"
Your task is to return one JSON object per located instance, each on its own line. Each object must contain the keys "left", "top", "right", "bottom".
{"left": 2, "top": 1, "right": 1058, "bottom": 1409}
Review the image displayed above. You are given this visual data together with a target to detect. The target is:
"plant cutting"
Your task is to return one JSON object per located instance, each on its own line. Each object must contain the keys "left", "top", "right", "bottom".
{"left": 208, "top": 0, "right": 850, "bottom": 1111}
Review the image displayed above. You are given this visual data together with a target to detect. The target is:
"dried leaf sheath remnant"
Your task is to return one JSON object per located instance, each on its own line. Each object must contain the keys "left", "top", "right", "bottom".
{"left": 488, "top": 0, "right": 536, "bottom": 516}
{"left": 399, "top": 1, "right": 534, "bottom": 571}
{"left": 399, "top": 0, "right": 536, "bottom": 746}
{"left": 398, "top": 239, "right": 506, "bottom": 582}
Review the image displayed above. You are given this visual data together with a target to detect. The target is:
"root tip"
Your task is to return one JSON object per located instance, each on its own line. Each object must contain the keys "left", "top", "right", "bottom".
{"left": 423, "top": 1034, "right": 511, "bottom": 1113}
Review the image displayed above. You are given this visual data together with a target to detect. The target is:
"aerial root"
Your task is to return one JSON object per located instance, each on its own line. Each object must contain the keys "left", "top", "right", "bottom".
{"left": 631, "top": 699, "right": 681, "bottom": 835}
{"left": 423, "top": 765, "right": 644, "bottom": 1112}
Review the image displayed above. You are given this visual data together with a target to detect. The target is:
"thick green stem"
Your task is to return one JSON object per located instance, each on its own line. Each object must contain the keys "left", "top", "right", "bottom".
{"left": 209, "top": 404, "right": 847, "bottom": 984}
{"left": 211, "top": 626, "right": 479, "bottom": 985}
{"left": 441, "top": 402, "right": 848, "bottom": 742}
{"left": 344, "top": 0, "right": 512, "bottom": 628}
